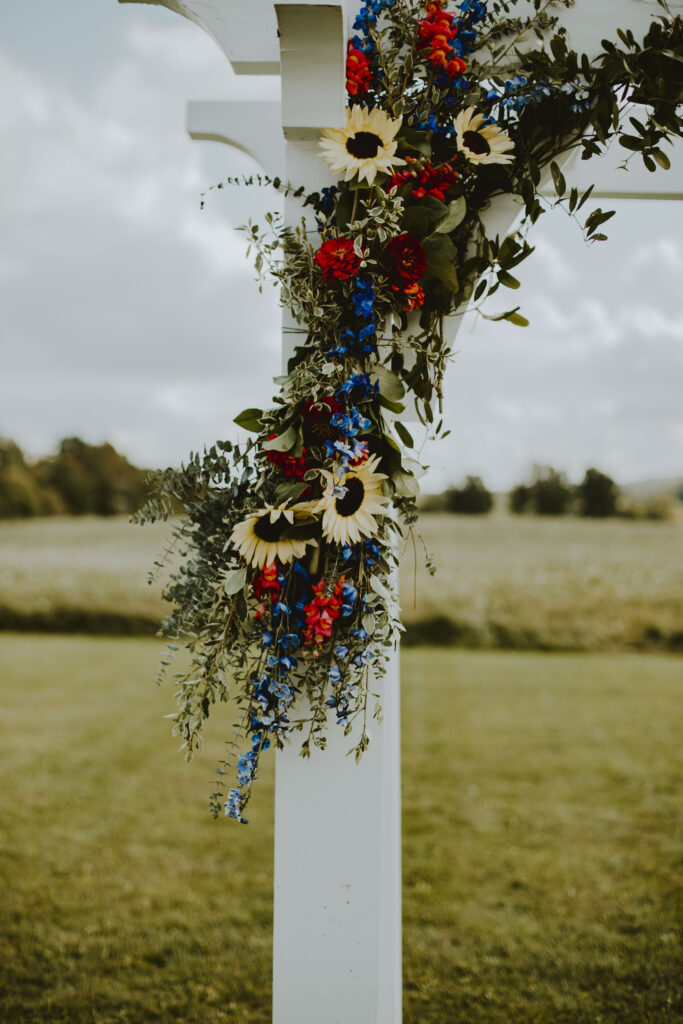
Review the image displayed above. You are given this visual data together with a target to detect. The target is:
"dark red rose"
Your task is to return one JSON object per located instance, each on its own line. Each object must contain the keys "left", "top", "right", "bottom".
{"left": 301, "top": 396, "right": 343, "bottom": 446}
{"left": 314, "top": 237, "right": 362, "bottom": 280}
{"left": 385, "top": 233, "right": 427, "bottom": 286}
{"left": 301, "top": 396, "right": 342, "bottom": 419}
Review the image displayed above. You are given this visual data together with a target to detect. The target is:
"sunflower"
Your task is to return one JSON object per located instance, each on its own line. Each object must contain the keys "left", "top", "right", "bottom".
{"left": 453, "top": 107, "right": 515, "bottom": 166}
{"left": 316, "top": 455, "right": 389, "bottom": 545}
{"left": 320, "top": 105, "right": 405, "bottom": 186}
{"left": 230, "top": 504, "right": 317, "bottom": 569}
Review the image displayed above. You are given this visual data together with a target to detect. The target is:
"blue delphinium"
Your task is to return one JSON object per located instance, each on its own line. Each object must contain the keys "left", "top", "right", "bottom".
{"left": 489, "top": 75, "right": 554, "bottom": 116}
{"left": 332, "top": 276, "right": 377, "bottom": 357}
{"left": 331, "top": 407, "right": 371, "bottom": 437}
{"left": 336, "top": 373, "right": 379, "bottom": 400}
{"left": 562, "top": 81, "right": 590, "bottom": 113}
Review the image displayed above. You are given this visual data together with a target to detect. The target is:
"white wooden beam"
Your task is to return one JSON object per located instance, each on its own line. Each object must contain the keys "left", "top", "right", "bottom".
{"left": 187, "top": 100, "right": 285, "bottom": 174}
{"left": 539, "top": 145, "right": 683, "bottom": 201}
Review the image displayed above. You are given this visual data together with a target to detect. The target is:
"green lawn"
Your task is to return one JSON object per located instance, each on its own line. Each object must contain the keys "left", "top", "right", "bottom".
{"left": 1, "top": 513, "right": 682, "bottom": 649}
{"left": 1, "top": 636, "right": 680, "bottom": 1023}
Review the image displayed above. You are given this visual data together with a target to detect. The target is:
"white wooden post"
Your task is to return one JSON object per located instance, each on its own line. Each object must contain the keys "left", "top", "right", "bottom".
{"left": 118, "top": 2, "right": 681, "bottom": 1022}
{"left": 272, "top": 6, "right": 402, "bottom": 1021}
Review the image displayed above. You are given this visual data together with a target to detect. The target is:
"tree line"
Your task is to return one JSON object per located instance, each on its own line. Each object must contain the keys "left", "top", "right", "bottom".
{"left": 0, "top": 438, "right": 676, "bottom": 521}
{"left": 0, "top": 437, "right": 150, "bottom": 518}
{"left": 423, "top": 466, "right": 676, "bottom": 520}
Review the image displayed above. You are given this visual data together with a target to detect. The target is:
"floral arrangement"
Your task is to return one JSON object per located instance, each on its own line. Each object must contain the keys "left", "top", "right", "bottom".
{"left": 137, "top": 0, "right": 683, "bottom": 822}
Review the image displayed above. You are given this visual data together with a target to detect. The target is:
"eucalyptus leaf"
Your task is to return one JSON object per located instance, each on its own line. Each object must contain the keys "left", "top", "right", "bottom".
{"left": 263, "top": 426, "right": 298, "bottom": 453}
{"left": 398, "top": 128, "right": 432, "bottom": 157}
{"left": 224, "top": 568, "right": 247, "bottom": 596}
{"left": 362, "top": 612, "right": 377, "bottom": 635}
{"left": 498, "top": 270, "right": 521, "bottom": 289}
{"left": 394, "top": 421, "right": 415, "bottom": 448}
{"left": 371, "top": 364, "right": 405, "bottom": 402}
{"left": 369, "top": 575, "right": 391, "bottom": 601}
{"left": 233, "top": 408, "right": 263, "bottom": 432}
{"left": 424, "top": 252, "right": 459, "bottom": 291}
{"left": 394, "top": 470, "right": 420, "bottom": 498}
{"left": 432, "top": 196, "right": 467, "bottom": 234}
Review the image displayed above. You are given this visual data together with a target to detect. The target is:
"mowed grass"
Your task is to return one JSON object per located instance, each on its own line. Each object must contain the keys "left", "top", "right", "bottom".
{"left": 1, "top": 512, "right": 682, "bottom": 649}
{"left": 1, "top": 635, "right": 681, "bottom": 1023}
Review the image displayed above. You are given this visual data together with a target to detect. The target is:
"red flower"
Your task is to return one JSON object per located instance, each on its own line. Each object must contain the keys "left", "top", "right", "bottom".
{"left": 389, "top": 157, "right": 459, "bottom": 203}
{"left": 302, "top": 577, "right": 346, "bottom": 646}
{"left": 346, "top": 44, "right": 372, "bottom": 96}
{"left": 301, "top": 396, "right": 342, "bottom": 419}
{"left": 401, "top": 282, "right": 426, "bottom": 312}
{"left": 417, "top": 1, "right": 466, "bottom": 77}
{"left": 265, "top": 434, "right": 309, "bottom": 479}
{"left": 445, "top": 56, "right": 467, "bottom": 77}
{"left": 315, "top": 237, "right": 362, "bottom": 280}
{"left": 385, "top": 233, "right": 427, "bottom": 286}
{"left": 253, "top": 562, "right": 282, "bottom": 612}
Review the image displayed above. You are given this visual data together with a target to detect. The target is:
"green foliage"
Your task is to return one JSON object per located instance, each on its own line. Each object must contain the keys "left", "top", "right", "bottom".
{"left": 578, "top": 466, "right": 619, "bottom": 518}
{"left": 443, "top": 475, "right": 494, "bottom": 514}
{"left": 0, "top": 439, "right": 55, "bottom": 518}
{"left": 509, "top": 464, "right": 573, "bottom": 516}
{"left": 36, "top": 437, "right": 150, "bottom": 516}
{"left": 0, "top": 436, "right": 151, "bottom": 519}
{"left": 508, "top": 481, "right": 532, "bottom": 515}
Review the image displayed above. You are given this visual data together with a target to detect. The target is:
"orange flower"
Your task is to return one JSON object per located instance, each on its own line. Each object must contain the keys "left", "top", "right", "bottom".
{"left": 302, "top": 577, "right": 346, "bottom": 646}
{"left": 402, "top": 283, "right": 426, "bottom": 312}
{"left": 417, "top": 1, "right": 466, "bottom": 78}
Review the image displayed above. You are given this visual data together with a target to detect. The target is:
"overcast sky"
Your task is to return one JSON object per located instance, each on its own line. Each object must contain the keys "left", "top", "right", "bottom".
{"left": 1, "top": 0, "right": 682, "bottom": 491}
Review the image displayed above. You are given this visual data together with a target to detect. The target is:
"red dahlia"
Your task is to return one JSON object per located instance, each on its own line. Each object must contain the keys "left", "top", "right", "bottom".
{"left": 314, "top": 237, "right": 362, "bottom": 280}
{"left": 385, "top": 233, "right": 427, "bottom": 286}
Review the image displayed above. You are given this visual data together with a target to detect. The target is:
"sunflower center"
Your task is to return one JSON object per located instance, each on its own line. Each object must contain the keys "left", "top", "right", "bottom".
{"left": 335, "top": 477, "right": 365, "bottom": 517}
{"left": 346, "top": 131, "right": 382, "bottom": 159}
{"left": 253, "top": 514, "right": 288, "bottom": 543}
{"left": 463, "top": 130, "right": 491, "bottom": 156}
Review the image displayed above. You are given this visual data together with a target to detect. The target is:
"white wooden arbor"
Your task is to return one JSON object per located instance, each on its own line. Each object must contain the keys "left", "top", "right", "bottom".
{"left": 118, "top": 1, "right": 681, "bottom": 1021}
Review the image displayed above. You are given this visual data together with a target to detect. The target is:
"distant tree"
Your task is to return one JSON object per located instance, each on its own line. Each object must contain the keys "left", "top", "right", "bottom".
{"left": 530, "top": 465, "right": 573, "bottom": 516}
{"left": 509, "top": 483, "right": 532, "bottom": 515}
{"left": 508, "top": 465, "right": 573, "bottom": 516}
{"left": 35, "top": 437, "right": 149, "bottom": 516}
{"left": 0, "top": 439, "right": 46, "bottom": 518}
{"left": 578, "top": 467, "right": 619, "bottom": 518}
{"left": 444, "top": 476, "right": 494, "bottom": 515}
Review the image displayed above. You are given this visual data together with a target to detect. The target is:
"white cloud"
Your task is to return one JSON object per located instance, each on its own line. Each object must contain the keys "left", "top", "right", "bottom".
{"left": 0, "top": 24, "right": 282, "bottom": 465}
{"left": 0, "top": 25, "right": 681, "bottom": 494}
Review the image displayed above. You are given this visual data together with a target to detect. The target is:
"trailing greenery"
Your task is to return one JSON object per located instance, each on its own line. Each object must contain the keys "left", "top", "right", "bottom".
{"left": 137, "top": 0, "right": 683, "bottom": 821}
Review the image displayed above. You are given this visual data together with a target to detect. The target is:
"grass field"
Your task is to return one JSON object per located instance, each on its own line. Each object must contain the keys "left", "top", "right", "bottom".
{"left": 0, "top": 635, "right": 681, "bottom": 1023}
{"left": 1, "top": 513, "right": 682, "bottom": 650}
